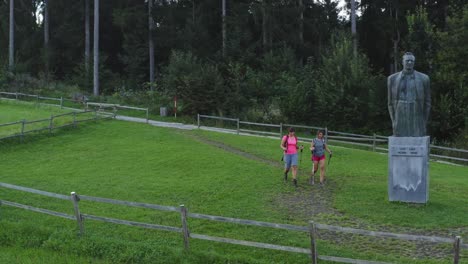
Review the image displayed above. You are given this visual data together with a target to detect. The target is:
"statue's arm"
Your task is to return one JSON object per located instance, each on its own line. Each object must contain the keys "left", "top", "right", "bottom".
{"left": 424, "top": 76, "right": 431, "bottom": 122}
{"left": 387, "top": 76, "right": 394, "bottom": 122}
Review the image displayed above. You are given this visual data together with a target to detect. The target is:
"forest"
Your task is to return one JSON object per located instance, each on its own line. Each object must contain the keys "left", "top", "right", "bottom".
{"left": 0, "top": 0, "right": 467, "bottom": 145}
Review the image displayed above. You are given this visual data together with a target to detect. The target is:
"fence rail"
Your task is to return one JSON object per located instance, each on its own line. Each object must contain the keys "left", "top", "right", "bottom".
{"left": 0, "top": 91, "right": 149, "bottom": 121}
{"left": 197, "top": 114, "right": 468, "bottom": 164}
{"left": 0, "top": 109, "right": 109, "bottom": 142}
{"left": 0, "top": 182, "right": 465, "bottom": 264}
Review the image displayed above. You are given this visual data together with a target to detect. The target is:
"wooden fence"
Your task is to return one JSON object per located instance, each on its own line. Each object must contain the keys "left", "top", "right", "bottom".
{"left": 0, "top": 182, "right": 465, "bottom": 264}
{"left": 0, "top": 92, "right": 149, "bottom": 121}
{"left": 0, "top": 109, "right": 112, "bottom": 142}
{"left": 86, "top": 101, "right": 149, "bottom": 123}
{"left": 197, "top": 114, "right": 468, "bottom": 164}
{"left": 0, "top": 91, "right": 82, "bottom": 109}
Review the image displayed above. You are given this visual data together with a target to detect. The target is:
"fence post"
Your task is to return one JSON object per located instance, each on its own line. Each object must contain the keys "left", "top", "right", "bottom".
{"left": 280, "top": 123, "right": 283, "bottom": 138}
{"left": 453, "top": 236, "right": 461, "bottom": 264}
{"left": 73, "top": 112, "right": 77, "bottom": 128}
{"left": 60, "top": 97, "right": 63, "bottom": 109}
{"left": 36, "top": 95, "right": 40, "bottom": 104}
{"left": 179, "top": 204, "right": 190, "bottom": 250}
{"left": 146, "top": 108, "right": 149, "bottom": 124}
{"left": 372, "top": 133, "right": 377, "bottom": 152}
{"left": 309, "top": 221, "right": 318, "bottom": 264}
{"left": 237, "top": 118, "right": 240, "bottom": 135}
{"left": 15, "top": 92, "right": 18, "bottom": 100}
{"left": 94, "top": 108, "right": 98, "bottom": 121}
{"left": 197, "top": 114, "right": 200, "bottom": 128}
{"left": 71, "top": 192, "right": 84, "bottom": 236}
{"left": 20, "top": 119, "right": 26, "bottom": 143}
{"left": 324, "top": 127, "right": 328, "bottom": 143}
{"left": 49, "top": 115, "right": 54, "bottom": 134}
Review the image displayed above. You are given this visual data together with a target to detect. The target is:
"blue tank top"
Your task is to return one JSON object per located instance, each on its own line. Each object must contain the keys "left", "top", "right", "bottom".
{"left": 313, "top": 138, "right": 325, "bottom": 157}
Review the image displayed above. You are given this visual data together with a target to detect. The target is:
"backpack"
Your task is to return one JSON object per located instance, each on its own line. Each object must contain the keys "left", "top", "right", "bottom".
{"left": 283, "top": 135, "right": 297, "bottom": 149}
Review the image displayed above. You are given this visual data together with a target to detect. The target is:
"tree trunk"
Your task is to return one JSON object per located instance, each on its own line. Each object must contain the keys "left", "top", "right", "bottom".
{"left": 44, "top": 0, "right": 50, "bottom": 80}
{"left": 192, "top": 0, "right": 195, "bottom": 24}
{"left": 391, "top": 1, "right": 400, "bottom": 73}
{"left": 9, "top": 0, "right": 14, "bottom": 71}
{"left": 351, "top": 0, "right": 357, "bottom": 58}
{"left": 298, "top": 0, "right": 303, "bottom": 64}
{"left": 85, "top": 0, "right": 90, "bottom": 75}
{"left": 93, "top": 0, "right": 100, "bottom": 96}
{"left": 222, "top": 0, "right": 226, "bottom": 57}
{"left": 148, "top": 0, "right": 155, "bottom": 88}
{"left": 262, "top": 0, "right": 268, "bottom": 53}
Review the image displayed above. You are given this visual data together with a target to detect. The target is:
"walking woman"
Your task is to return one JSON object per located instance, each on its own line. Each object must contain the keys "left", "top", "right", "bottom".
{"left": 280, "top": 127, "right": 303, "bottom": 187}
{"left": 310, "top": 130, "right": 332, "bottom": 185}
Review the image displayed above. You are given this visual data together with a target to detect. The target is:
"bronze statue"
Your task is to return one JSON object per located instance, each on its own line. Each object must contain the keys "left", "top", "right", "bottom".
{"left": 388, "top": 52, "right": 431, "bottom": 137}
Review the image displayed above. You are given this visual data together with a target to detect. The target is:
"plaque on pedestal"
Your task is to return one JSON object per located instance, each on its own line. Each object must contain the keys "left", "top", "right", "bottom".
{"left": 388, "top": 136, "right": 430, "bottom": 203}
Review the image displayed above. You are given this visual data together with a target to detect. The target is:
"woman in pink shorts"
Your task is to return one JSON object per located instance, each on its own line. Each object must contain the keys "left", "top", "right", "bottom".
{"left": 310, "top": 130, "right": 332, "bottom": 185}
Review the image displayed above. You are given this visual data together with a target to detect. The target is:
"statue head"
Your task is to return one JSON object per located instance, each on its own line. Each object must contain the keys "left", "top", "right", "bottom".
{"left": 402, "top": 52, "right": 415, "bottom": 72}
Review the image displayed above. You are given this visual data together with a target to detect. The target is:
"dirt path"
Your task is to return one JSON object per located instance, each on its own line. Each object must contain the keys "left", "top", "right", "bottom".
{"left": 182, "top": 131, "right": 467, "bottom": 261}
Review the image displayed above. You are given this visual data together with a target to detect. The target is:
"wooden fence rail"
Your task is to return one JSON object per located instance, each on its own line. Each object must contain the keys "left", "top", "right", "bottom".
{"left": 0, "top": 182, "right": 465, "bottom": 263}
{"left": 0, "top": 109, "right": 111, "bottom": 143}
{"left": 197, "top": 114, "right": 468, "bottom": 164}
{"left": 1, "top": 92, "right": 148, "bottom": 121}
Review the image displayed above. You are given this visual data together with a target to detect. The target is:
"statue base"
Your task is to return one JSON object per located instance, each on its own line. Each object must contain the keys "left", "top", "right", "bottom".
{"left": 388, "top": 136, "right": 430, "bottom": 203}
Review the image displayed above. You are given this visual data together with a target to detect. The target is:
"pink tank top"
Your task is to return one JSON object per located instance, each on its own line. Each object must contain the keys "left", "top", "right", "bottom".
{"left": 283, "top": 135, "right": 297, "bottom": 154}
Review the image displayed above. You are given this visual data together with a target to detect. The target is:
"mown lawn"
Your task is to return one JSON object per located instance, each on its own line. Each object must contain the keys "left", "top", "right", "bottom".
{"left": 0, "top": 102, "right": 466, "bottom": 263}
{"left": 194, "top": 129, "right": 468, "bottom": 229}
{"left": 0, "top": 99, "right": 70, "bottom": 123}
{"left": 0, "top": 99, "right": 98, "bottom": 139}
{"left": 0, "top": 246, "right": 108, "bottom": 264}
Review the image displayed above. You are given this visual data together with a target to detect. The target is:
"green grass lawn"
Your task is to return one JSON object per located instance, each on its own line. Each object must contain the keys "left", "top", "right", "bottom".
{"left": 194, "top": 130, "right": 468, "bottom": 229}
{"left": 0, "top": 99, "right": 99, "bottom": 139}
{"left": 0, "top": 101, "right": 466, "bottom": 263}
{"left": 0, "top": 99, "right": 70, "bottom": 123}
{"left": 0, "top": 246, "right": 109, "bottom": 264}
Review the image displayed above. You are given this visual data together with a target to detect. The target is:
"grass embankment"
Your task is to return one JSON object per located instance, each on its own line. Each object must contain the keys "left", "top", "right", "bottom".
{"left": 0, "top": 99, "right": 70, "bottom": 122}
{"left": 0, "top": 99, "right": 97, "bottom": 140}
{"left": 0, "top": 102, "right": 466, "bottom": 263}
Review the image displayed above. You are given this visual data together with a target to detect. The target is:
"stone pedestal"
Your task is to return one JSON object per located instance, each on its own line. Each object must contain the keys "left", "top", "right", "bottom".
{"left": 388, "top": 136, "right": 430, "bottom": 203}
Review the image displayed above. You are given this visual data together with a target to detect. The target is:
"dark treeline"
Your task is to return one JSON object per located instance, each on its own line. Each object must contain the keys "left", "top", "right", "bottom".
{"left": 0, "top": 0, "right": 467, "bottom": 145}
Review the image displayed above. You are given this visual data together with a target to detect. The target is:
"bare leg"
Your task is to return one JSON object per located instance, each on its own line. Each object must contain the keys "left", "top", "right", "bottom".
{"left": 292, "top": 166, "right": 298, "bottom": 179}
{"left": 310, "top": 161, "right": 318, "bottom": 185}
{"left": 283, "top": 167, "right": 289, "bottom": 182}
{"left": 319, "top": 159, "right": 326, "bottom": 184}
{"left": 292, "top": 165, "right": 298, "bottom": 187}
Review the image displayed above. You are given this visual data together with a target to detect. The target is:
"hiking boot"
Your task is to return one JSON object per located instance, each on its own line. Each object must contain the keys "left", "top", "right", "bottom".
{"left": 293, "top": 179, "right": 297, "bottom": 187}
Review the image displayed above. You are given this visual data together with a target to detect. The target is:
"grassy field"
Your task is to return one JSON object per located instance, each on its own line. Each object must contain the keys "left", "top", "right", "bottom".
{"left": 0, "top": 99, "right": 99, "bottom": 139}
{"left": 196, "top": 130, "right": 468, "bottom": 228}
{"left": 0, "top": 101, "right": 466, "bottom": 263}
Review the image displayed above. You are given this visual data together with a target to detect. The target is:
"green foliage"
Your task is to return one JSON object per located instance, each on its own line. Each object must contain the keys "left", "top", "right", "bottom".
{"left": 0, "top": 0, "right": 467, "bottom": 142}
{"left": 405, "top": 6, "right": 438, "bottom": 74}
{"left": 161, "top": 50, "right": 224, "bottom": 116}
{"left": 430, "top": 6, "right": 468, "bottom": 143}
{"left": 311, "top": 33, "right": 385, "bottom": 132}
